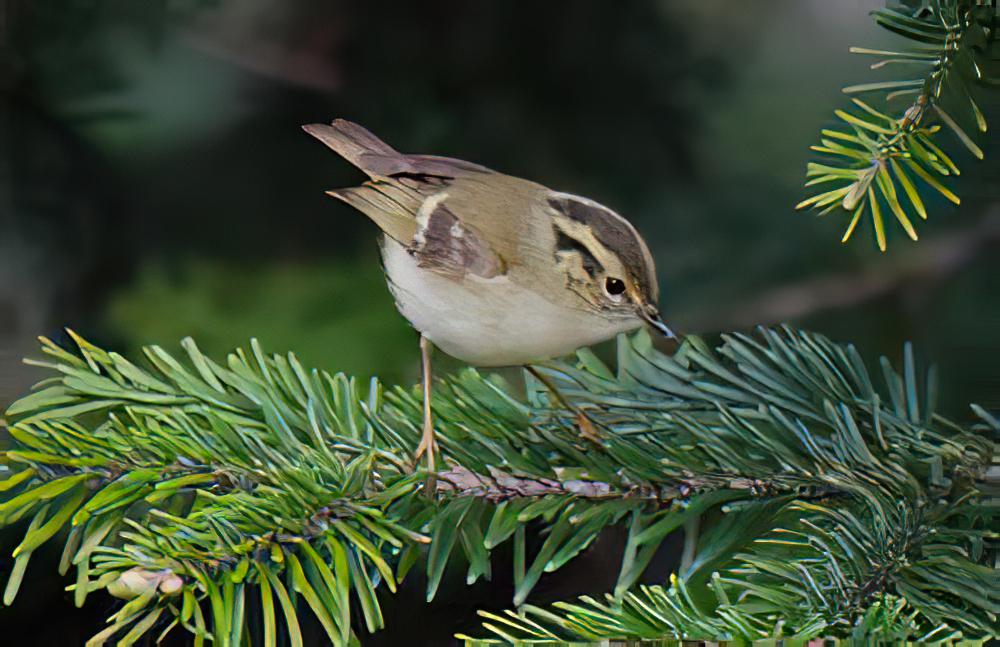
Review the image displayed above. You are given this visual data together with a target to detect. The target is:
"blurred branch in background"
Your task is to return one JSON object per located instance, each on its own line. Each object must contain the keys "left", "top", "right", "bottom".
{"left": 691, "top": 208, "right": 1000, "bottom": 330}
{"left": 798, "top": 1, "right": 999, "bottom": 251}
{"left": 179, "top": 2, "right": 343, "bottom": 91}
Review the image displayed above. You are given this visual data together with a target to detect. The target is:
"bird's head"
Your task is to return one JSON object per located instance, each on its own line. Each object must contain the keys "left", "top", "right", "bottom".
{"left": 546, "top": 193, "right": 675, "bottom": 339}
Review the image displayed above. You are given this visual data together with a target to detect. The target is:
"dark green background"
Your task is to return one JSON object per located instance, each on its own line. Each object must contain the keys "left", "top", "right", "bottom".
{"left": 1, "top": 1, "right": 997, "bottom": 644}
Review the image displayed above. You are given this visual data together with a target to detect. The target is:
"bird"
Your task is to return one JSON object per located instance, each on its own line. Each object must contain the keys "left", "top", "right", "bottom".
{"left": 304, "top": 119, "right": 674, "bottom": 473}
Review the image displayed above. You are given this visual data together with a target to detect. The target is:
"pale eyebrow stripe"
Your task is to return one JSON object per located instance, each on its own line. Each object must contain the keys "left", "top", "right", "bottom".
{"left": 547, "top": 191, "right": 659, "bottom": 299}
{"left": 553, "top": 226, "right": 603, "bottom": 278}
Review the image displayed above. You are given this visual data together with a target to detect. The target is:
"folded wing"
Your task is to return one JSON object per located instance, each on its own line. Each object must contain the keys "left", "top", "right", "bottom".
{"left": 304, "top": 119, "right": 504, "bottom": 278}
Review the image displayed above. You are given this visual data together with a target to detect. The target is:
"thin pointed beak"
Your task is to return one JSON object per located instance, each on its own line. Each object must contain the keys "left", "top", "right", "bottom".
{"left": 640, "top": 308, "right": 676, "bottom": 339}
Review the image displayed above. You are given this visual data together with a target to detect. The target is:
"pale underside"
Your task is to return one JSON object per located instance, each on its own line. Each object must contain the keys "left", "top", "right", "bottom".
{"left": 381, "top": 236, "right": 641, "bottom": 366}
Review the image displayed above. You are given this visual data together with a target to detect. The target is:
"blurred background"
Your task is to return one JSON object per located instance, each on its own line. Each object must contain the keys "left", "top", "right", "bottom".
{"left": 1, "top": 0, "right": 998, "bottom": 644}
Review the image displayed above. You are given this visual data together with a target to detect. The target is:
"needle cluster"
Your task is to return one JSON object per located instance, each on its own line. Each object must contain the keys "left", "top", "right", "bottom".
{"left": 798, "top": 1, "right": 998, "bottom": 251}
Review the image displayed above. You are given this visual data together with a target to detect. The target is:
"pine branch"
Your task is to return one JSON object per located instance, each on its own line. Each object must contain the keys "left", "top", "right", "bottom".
{"left": 798, "top": 0, "right": 999, "bottom": 251}
{"left": 435, "top": 465, "right": 835, "bottom": 503}
{"left": 0, "top": 327, "right": 995, "bottom": 644}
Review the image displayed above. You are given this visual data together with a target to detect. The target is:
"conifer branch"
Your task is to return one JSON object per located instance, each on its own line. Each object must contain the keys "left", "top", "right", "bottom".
{"left": 0, "top": 327, "right": 995, "bottom": 644}
{"left": 798, "top": 0, "right": 999, "bottom": 251}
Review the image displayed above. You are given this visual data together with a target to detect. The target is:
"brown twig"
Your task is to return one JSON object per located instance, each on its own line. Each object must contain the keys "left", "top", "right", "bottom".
{"left": 434, "top": 465, "right": 792, "bottom": 503}
{"left": 684, "top": 211, "right": 1000, "bottom": 331}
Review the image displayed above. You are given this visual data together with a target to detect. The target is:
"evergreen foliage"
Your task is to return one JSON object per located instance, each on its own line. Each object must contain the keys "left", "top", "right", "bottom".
{"left": 798, "top": 0, "right": 999, "bottom": 250}
{"left": 0, "top": 327, "right": 995, "bottom": 644}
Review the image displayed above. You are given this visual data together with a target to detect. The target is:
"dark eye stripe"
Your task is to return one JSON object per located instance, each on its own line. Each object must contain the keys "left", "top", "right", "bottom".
{"left": 553, "top": 228, "right": 602, "bottom": 278}
{"left": 547, "top": 194, "right": 658, "bottom": 301}
{"left": 547, "top": 196, "right": 637, "bottom": 261}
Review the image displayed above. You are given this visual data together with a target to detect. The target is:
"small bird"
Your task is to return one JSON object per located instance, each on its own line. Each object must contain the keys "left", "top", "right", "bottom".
{"left": 304, "top": 120, "right": 674, "bottom": 471}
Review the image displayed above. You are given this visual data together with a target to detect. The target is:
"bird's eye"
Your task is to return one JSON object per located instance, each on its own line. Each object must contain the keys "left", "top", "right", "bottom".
{"left": 605, "top": 277, "right": 626, "bottom": 296}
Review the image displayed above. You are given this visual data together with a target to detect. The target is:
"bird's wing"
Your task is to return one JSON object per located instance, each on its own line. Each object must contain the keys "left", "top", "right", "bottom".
{"left": 407, "top": 192, "right": 507, "bottom": 279}
{"left": 305, "top": 120, "right": 506, "bottom": 278}
{"left": 326, "top": 181, "right": 425, "bottom": 244}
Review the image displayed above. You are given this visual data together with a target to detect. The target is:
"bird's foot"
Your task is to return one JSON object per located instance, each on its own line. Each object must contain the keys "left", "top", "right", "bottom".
{"left": 413, "top": 434, "right": 438, "bottom": 461}
{"left": 575, "top": 410, "right": 603, "bottom": 443}
{"left": 413, "top": 432, "right": 439, "bottom": 495}
{"left": 413, "top": 423, "right": 439, "bottom": 475}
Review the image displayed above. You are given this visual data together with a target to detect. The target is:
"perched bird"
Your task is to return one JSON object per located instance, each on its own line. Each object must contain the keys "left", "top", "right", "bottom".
{"left": 304, "top": 120, "right": 674, "bottom": 471}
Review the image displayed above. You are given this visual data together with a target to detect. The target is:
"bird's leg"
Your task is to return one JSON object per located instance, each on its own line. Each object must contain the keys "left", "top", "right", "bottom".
{"left": 525, "top": 366, "right": 602, "bottom": 443}
{"left": 414, "top": 334, "right": 437, "bottom": 472}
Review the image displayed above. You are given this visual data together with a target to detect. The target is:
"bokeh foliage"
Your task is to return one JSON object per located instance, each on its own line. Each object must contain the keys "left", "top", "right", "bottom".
{"left": 104, "top": 257, "right": 417, "bottom": 386}
{"left": 0, "top": 328, "right": 994, "bottom": 644}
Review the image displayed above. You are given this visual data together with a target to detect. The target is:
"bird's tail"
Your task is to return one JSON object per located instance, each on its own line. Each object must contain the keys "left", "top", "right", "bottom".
{"left": 302, "top": 119, "right": 400, "bottom": 179}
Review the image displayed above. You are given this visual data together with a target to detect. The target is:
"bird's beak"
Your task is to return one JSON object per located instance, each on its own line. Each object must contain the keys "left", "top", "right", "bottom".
{"left": 639, "top": 306, "right": 676, "bottom": 339}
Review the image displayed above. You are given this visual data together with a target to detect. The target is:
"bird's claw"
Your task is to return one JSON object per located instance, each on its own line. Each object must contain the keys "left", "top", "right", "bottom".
{"left": 575, "top": 411, "right": 603, "bottom": 443}
{"left": 414, "top": 434, "right": 437, "bottom": 460}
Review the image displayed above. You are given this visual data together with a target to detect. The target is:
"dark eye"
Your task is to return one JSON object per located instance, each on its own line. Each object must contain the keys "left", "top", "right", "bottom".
{"left": 605, "top": 277, "right": 626, "bottom": 296}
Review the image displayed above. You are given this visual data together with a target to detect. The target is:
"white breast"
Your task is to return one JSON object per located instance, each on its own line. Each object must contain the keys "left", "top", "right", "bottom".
{"left": 380, "top": 238, "right": 640, "bottom": 367}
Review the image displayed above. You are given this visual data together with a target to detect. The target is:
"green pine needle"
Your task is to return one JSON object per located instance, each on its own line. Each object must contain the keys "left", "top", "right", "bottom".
{"left": 799, "top": 0, "right": 995, "bottom": 250}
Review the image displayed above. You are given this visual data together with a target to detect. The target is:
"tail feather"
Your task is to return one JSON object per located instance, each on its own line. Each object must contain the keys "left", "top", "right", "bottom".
{"left": 302, "top": 119, "right": 400, "bottom": 179}
{"left": 305, "top": 119, "right": 492, "bottom": 180}
{"left": 326, "top": 183, "right": 420, "bottom": 243}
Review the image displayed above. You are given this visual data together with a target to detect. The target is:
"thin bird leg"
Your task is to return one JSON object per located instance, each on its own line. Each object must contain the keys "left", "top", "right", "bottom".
{"left": 525, "top": 366, "right": 602, "bottom": 443}
{"left": 414, "top": 335, "right": 437, "bottom": 472}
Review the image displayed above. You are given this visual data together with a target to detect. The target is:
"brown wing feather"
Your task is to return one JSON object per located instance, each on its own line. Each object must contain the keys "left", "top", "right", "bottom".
{"left": 412, "top": 200, "right": 505, "bottom": 278}
{"left": 326, "top": 183, "right": 422, "bottom": 244}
